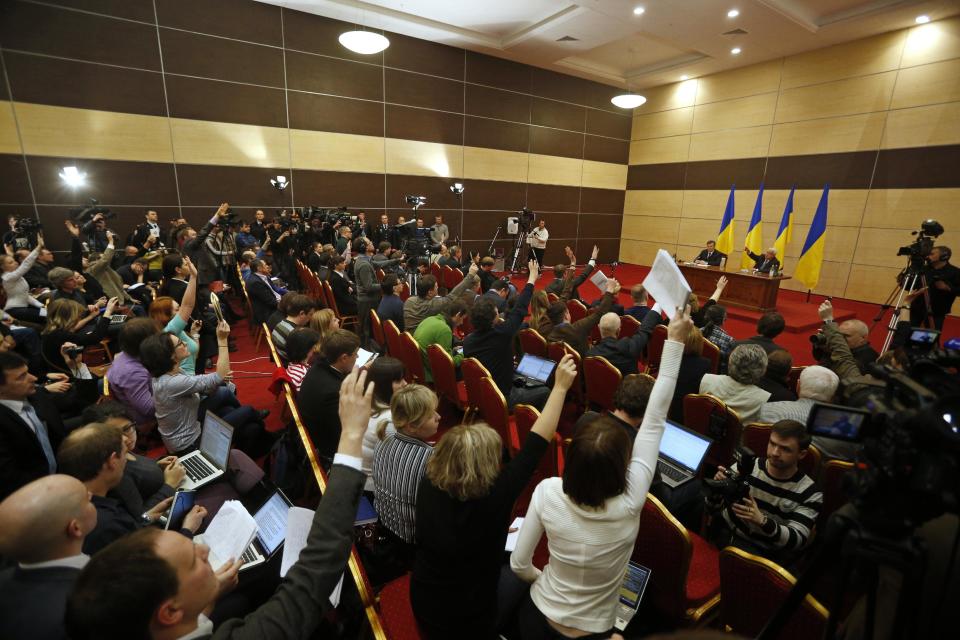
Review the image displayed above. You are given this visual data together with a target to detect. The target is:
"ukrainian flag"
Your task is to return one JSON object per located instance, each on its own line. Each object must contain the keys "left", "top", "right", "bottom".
{"left": 715, "top": 186, "right": 735, "bottom": 256}
{"left": 741, "top": 185, "right": 765, "bottom": 269}
{"left": 774, "top": 186, "right": 795, "bottom": 260}
{"left": 795, "top": 185, "right": 830, "bottom": 290}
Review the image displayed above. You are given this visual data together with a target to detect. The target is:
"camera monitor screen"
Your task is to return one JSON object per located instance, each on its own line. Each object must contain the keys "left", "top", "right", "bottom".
{"left": 909, "top": 328, "right": 940, "bottom": 346}
{"left": 808, "top": 403, "right": 870, "bottom": 442}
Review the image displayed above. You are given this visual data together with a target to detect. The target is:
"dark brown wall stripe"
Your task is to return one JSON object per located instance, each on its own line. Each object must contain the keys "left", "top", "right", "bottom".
{"left": 627, "top": 144, "right": 960, "bottom": 190}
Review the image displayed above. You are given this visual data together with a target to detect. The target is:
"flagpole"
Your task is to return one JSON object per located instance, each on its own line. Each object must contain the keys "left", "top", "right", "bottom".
{"left": 806, "top": 289, "right": 811, "bottom": 303}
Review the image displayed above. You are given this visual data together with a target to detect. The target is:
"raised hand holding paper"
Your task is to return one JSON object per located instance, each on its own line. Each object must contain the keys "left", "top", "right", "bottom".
{"left": 642, "top": 249, "right": 692, "bottom": 320}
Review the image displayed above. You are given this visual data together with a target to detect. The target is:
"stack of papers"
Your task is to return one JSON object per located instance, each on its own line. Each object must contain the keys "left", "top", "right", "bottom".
{"left": 195, "top": 501, "right": 258, "bottom": 571}
{"left": 589, "top": 269, "right": 609, "bottom": 293}
{"left": 642, "top": 250, "right": 692, "bottom": 320}
{"left": 279, "top": 507, "right": 343, "bottom": 606}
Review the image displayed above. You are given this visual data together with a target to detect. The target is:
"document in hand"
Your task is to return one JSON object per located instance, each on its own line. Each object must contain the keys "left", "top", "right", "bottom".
{"left": 195, "top": 500, "right": 258, "bottom": 571}
{"left": 642, "top": 249, "right": 692, "bottom": 320}
{"left": 588, "top": 269, "right": 608, "bottom": 293}
{"left": 505, "top": 516, "right": 525, "bottom": 552}
{"left": 280, "top": 507, "right": 344, "bottom": 606}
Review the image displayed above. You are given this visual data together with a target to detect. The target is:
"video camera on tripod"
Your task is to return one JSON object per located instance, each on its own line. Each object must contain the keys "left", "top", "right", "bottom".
{"left": 897, "top": 218, "right": 943, "bottom": 273}
{"left": 68, "top": 199, "right": 115, "bottom": 225}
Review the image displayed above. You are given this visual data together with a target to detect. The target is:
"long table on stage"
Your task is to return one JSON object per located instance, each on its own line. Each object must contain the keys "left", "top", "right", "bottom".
{"left": 678, "top": 264, "right": 789, "bottom": 313}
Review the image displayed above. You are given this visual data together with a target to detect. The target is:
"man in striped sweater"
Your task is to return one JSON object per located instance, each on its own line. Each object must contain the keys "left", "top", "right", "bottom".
{"left": 711, "top": 419, "right": 822, "bottom": 567}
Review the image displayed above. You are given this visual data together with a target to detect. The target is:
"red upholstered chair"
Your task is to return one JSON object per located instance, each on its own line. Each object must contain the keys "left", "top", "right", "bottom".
{"left": 819, "top": 459, "right": 855, "bottom": 527}
{"left": 378, "top": 573, "right": 422, "bottom": 640}
{"left": 788, "top": 366, "right": 805, "bottom": 395}
{"left": 369, "top": 309, "right": 386, "bottom": 353}
{"left": 702, "top": 339, "right": 720, "bottom": 374}
{"left": 513, "top": 404, "right": 566, "bottom": 514}
{"left": 383, "top": 320, "right": 403, "bottom": 366}
{"left": 440, "top": 265, "right": 454, "bottom": 290}
{"left": 518, "top": 328, "right": 548, "bottom": 358}
{"left": 427, "top": 344, "right": 467, "bottom": 413}
{"left": 375, "top": 267, "right": 386, "bottom": 282}
{"left": 619, "top": 314, "right": 640, "bottom": 338}
{"left": 430, "top": 261, "right": 442, "bottom": 283}
{"left": 645, "top": 324, "right": 668, "bottom": 376}
{"left": 631, "top": 494, "right": 720, "bottom": 624}
{"left": 546, "top": 292, "right": 559, "bottom": 304}
{"left": 322, "top": 280, "right": 358, "bottom": 330}
{"left": 447, "top": 266, "right": 464, "bottom": 288}
{"left": 802, "top": 444, "right": 822, "bottom": 480}
{"left": 476, "top": 376, "right": 520, "bottom": 456}
{"left": 566, "top": 298, "right": 588, "bottom": 323}
{"left": 400, "top": 281, "right": 411, "bottom": 301}
{"left": 682, "top": 394, "right": 743, "bottom": 470}
{"left": 547, "top": 341, "right": 583, "bottom": 407}
{"left": 583, "top": 356, "right": 622, "bottom": 412}
{"left": 398, "top": 332, "right": 428, "bottom": 384}
{"left": 460, "top": 357, "right": 491, "bottom": 423}
{"left": 741, "top": 422, "right": 772, "bottom": 457}
{"left": 718, "top": 547, "right": 828, "bottom": 640}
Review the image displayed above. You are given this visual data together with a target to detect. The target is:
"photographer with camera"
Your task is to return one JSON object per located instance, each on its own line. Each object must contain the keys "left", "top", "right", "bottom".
{"left": 907, "top": 245, "right": 960, "bottom": 331}
{"left": 527, "top": 218, "right": 548, "bottom": 268}
{"left": 707, "top": 420, "right": 822, "bottom": 566}
{"left": 80, "top": 212, "right": 110, "bottom": 254}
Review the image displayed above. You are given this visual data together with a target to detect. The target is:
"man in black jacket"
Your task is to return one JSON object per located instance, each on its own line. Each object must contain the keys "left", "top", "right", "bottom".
{"left": 588, "top": 310, "right": 661, "bottom": 375}
{"left": 546, "top": 277, "right": 619, "bottom": 357}
{"left": 65, "top": 368, "right": 371, "bottom": 640}
{"left": 329, "top": 255, "right": 358, "bottom": 316}
{"left": 694, "top": 240, "right": 726, "bottom": 266}
{"left": 0, "top": 352, "right": 64, "bottom": 500}
{"left": 734, "top": 311, "right": 787, "bottom": 355}
{"left": 298, "top": 330, "right": 360, "bottom": 466}
{"left": 908, "top": 245, "right": 960, "bottom": 331}
{"left": 0, "top": 474, "right": 98, "bottom": 640}
{"left": 246, "top": 259, "right": 287, "bottom": 326}
{"left": 545, "top": 245, "right": 598, "bottom": 302}
{"left": 744, "top": 246, "right": 780, "bottom": 274}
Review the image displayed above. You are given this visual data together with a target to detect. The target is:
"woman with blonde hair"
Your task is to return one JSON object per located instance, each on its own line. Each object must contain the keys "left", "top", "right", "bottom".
{"left": 41, "top": 297, "right": 116, "bottom": 372}
{"left": 308, "top": 308, "right": 340, "bottom": 345}
{"left": 148, "top": 256, "right": 200, "bottom": 375}
{"left": 410, "top": 354, "right": 578, "bottom": 639}
{"left": 371, "top": 383, "right": 439, "bottom": 564}
{"left": 527, "top": 290, "right": 550, "bottom": 335}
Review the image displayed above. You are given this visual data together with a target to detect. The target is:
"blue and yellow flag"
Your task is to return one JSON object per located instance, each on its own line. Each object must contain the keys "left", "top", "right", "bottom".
{"left": 773, "top": 186, "right": 795, "bottom": 260}
{"left": 741, "top": 185, "right": 764, "bottom": 269}
{"left": 715, "top": 186, "right": 735, "bottom": 256}
{"left": 795, "top": 185, "right": 830, "bottom": 290}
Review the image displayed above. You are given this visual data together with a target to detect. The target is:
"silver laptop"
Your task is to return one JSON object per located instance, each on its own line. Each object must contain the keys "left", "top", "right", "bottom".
{"left": 178, "top": 412, "right": 234, "bottom": 490}
{"left": 514, "top": 354, "right": 556, "bottom": 387}
{"left": 656, "top": 420, "right": 713, "bottom": 488}
{"left": 239, "top": 490, "right": 293, "bottom": 572}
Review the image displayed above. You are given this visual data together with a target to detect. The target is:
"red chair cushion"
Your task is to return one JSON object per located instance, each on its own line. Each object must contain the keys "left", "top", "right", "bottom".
{"left": 379, "top": 574, "right": 421, "bottom": 640}
{"left": 456, "top": 381, "right": 468, "bottom": 404}
{"left": 685, "top": 532, "right": 721, "bottom": 604}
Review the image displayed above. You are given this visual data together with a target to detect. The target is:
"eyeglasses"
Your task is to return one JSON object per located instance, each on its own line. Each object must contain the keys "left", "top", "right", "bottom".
{"left": 120, "top": 422, "right": 137, "bottom": 433}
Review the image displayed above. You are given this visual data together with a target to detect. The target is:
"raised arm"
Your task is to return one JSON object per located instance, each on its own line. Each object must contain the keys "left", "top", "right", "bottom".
{"left": 499, "top": 260, "right": 538, "bottom": 334}
{"left": 215, "top": 320, "right": 232, "bottom": 381}
{"left": 709, "top": 275, "right": 728, "bottom": 303}
{"left": 4, "top": 239, "right": 41, "bottom": 281}
{"left": 178, "top": 257, "right": 198, "bottom": 322}
{"left": 622, "top": 307, "right": 663, "bottom": 359}
{"left": 448, "top": 262, "right": 480, "bottom": 298}
{"left": 570, "top": 278, "right": 619, "bottom": 336}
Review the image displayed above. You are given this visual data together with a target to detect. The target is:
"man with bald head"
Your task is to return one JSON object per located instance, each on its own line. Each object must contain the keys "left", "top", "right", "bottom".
{"left": 837, "top": 318, "right": 878, "bottom": 374}
{"left": 0, "top": 475, "right": 97, "bottom": 640}
{"left": 586, "top": 310, "right": 661, "bottom": 375}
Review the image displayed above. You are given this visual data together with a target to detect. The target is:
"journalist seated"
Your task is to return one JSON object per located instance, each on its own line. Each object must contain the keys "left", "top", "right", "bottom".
{"left": 699, "top": 344, "right": 771, "bottom": 423}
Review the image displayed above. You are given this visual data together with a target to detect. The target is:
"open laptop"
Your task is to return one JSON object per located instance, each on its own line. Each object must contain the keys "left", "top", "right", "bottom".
{"left": 178, "top": 412, "right": 234, "bottom": 491}
{"left": 514, "top": 354, "right": 556, "bottom": 388}
{"left": 656, "top": 420, "right": 713, "bottom": 488}
{"left": 239, "top": 490, "right": 293, "bottom": 572}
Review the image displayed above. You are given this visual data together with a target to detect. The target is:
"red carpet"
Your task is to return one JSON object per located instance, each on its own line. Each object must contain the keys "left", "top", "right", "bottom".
{"left": 724, "top": 300, "right": 856, "bottom": 333}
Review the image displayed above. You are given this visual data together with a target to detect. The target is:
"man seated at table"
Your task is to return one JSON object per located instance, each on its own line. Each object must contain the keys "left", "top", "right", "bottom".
{"left": 744, "top": 246, "right": 781, "bottom": 274}
{"left": 694, "top": 240, "right": 726, "bottom": 266}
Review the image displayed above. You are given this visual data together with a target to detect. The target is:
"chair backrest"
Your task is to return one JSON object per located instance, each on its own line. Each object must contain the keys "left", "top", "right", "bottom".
{"left": 447, "top": 267, "right": 464, "bottom": 288}
{"left": 682, "top": 393, "right": 743, "bottom": 470}
{"left": 400, "top": 281, "right": 411, "bottom": 301}
{"left": 383, "top": 319, "right": 403, "bottom": 362}
{"left": 476, "top": 376, "right": 517, "bottom": 455}
{"left": 631, "top": 494, "right": 693, "bottom": 620}
{"left": 440, "top": 265, "right": 453, "bottom": 290}
{"left": 518, "top": 328, "right": 548, "bottom": 358}
{"left": 426, "top": 344, "right": 460, "bottom": 409}
{"left": 513, "top": 404, "right": 566, "bottom": 513}
{"left": 513, "top": 403, "right": 540, "bottom": 446}
{"left": 741, "top": 422, "right": 772, "bottom": 457}
{"left": 398, "top": 332, "right": 427, "bottom": 384}
{"left": 619, "top": 314, "right": 640, "bottom": 338}
{"left": 375, "top": 267, "right": 386, "bottom": 282}
{"left": 566, "top": 298, "right": 588, "bottom": 323}
{"left": 369, "top": 309, "right": 385, "bottom": 349}
{"left": 802, "top": 444, "right": 822, "bottom": 480}
{"left": 702, "top": 338, "right": 720, "bottom": 374}
{"left": 460, "top": 357, "right": 491, "bottom": 416}
{"left": 322, "top": 280, "right": 342, "bottom": 318}
{"left": 546, "top": 292, "right": 559, "bottom": 304}
{"left": 645, "top": 324, "right": 668, "bottom": 376}
{"left": 787, "top": 366, "right": 805, "bottom": 395}
{"left": 819, "top": 459, "right": 855, "bottom": 526}
{"left": 719, "top": 547, "right": 828, "bottom": 640}
{"left": 583, "top": 356, "right": 622, "bottom": 412}
{"left": 547, "top": 341, "right": 583, "bottom": 403}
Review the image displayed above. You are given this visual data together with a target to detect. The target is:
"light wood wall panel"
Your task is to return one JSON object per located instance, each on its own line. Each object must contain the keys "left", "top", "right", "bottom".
{"left": 900, "top": 16, "right": 960, "bottom": 67}
{"left": 631, "top": 107, "right": 693, "bottom": 140}
{"left": 769, "top": 112, "right": 886, "bottom": 156}
{"left": 692, "top": 93, "right": 778, "bottom": 133}
{"left": 780, "top": 31, "right": 905, "bottom": 89}
{"left": 778, "top": 189, "right": 868, "bottom": 228}
{"left": 689, "top": 125, "right": 771, "bottom": 161}
{"left": 680, "top": 189, "right": 764, "bottom": 221}
{"left": 290, "top": 130, "right": 383, "bottom": 173}
{"left": 631, "top": 80, "right": 698, "bottom": 115}
{"left": 0, "top": 102, "right": 21, "bottom": 155}
{"left": 863, "top": 188, "right": 960, "bottom": 229}
{"left": 384, "top": 138, "right": 462, "bottom": 178}
{"left": 890, "top": 58, "right": 960, "bottom": 110}
{"left": 171, "top": 118, "right": 289, "bottom": 168}
{"left": 775, "top": 72, "right": 897, "bottom": 123}
{"left": 621, "top": 215, "right": 680, "bottom": 244}
{"left": 628, "top": 135, "right": 689, "bottom": 165}
{"left": 462, "top": 146, "right": 529, "bottom": 183}
{"left": 854, "top": 227, "right": 960, "bottom": 267}
{"left": 16, "top": 102, "right": 173, "bottom": 163}
{"left": 527, "top": 154, "right": 582, "bottom": 187}
{"left": 582, "top": 160, "right": 628, "bottom": 191}
{"left": 882, "top": 102, "right": 960, "bottom": 149}
{"left": 623, "top": 190, "right": 683, "bottom": 216}
{"left": 845, "top": 264, "right": 906, "bottom": 304}
{"left": 620, "top": 238, "right": 674, "bottom": 265}
{"left": 695, "top": 60, "right": 782, "bottom": 105}
{"left": 779, "top": 259, "right": 851, "bottom": 297}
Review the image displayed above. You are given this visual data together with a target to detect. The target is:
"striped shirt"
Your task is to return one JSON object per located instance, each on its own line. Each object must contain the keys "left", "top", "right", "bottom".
{"left": 760, "top": 398, "right": 815, "bottom": 424}
{"left": 722, "top": 459, "right": 822, "bottom": 552}
{"left": 372, "top": 432, "right": 433, "bottom": 543}
{"left": 286, "top": 363, "right": 309, "bottom": 391}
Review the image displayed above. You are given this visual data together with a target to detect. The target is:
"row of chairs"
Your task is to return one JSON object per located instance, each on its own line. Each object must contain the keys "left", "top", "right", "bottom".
{"left": 294, "top": 260, "right": 359, "bottom": 331}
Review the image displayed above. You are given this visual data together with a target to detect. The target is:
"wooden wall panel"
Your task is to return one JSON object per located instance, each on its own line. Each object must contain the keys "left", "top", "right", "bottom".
{"left": 385, "top": 138, "right": 462, "bottom": 178}
{"left": 695, "top": 60, "right": 782, "bottom": 105}
{"left": 631, "top": 107, "right": 693, "bottom": 140}
{"left": 462, "top": 146, "right": 529, "bottom": 183}
{"left": 900, "top": 17, "right": 960, "bottom": 67}
{"left": 621, "top": 215, "right": 680, "bottom": 244}
{"left": 691, "top": 93, "right": 778, "bottom": 133}
{"left": 780, "top": 31, "right": 905, "bottom": 89}
{"left": 623, "top": 190, "right": 683, "bottom": 216}
{"left": 0, "top": 102, "right": 20, "bottom": 155}
{"left": 582, "top": 160, "right": 627, "bottom": 191}
{"left": 775, "top": 72, "right": 897, "bottom": 123}
{"left": 629, "top": 136, "right": 689, "bottom": 165}
{"left": 769, "top": 113, "right": 887, "bottom": 156}
{"left": 171, "top": 118, "right": 289, "bottom": 168}
{"left": 863, "top": 188, "right": 960, "bottom": 229}
{"left": 889, "top": 58, "right": 960, "bottom": 110}
{"left": 689, "top": 126, "right": 771, "bottom": 162}
{"left": 882, "top": 102, "right": 960, "bottom": 149}
{"left": 290, "top": 130, "right": 384, "bottom": 173}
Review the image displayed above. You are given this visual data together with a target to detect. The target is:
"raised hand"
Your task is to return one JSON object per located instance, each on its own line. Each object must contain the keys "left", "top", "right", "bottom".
{"left": 64, "top": 220, "right": 80, "bottom": 238}
{"left": 527, "top": 258, "right": 539, "bottom": 283}
{"left": 667, "top": 304, "right": 694, "bottom": 343}
{"left": 216, "top": 320, "right": 231, "bottom": 341}
{"left": 553, "top": 354, "right": 578, "bottom": 392}
{"left": 605, "top": 278, "right": 620, "bottom": 294}
{"left": 818, "top": 300, "right": 834, "bottom": 322}
{"left": 216, "top": 202, "right": 230, "bottom": 217}
{"left": 339, "top": 368, "right": 374, "bottom": 444}
{"left": 591, "top": 245, "right": 599, "bottom": 261}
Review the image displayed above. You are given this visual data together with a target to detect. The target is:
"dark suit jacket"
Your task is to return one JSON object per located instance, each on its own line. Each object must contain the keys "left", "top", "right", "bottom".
{"left": 306, "top": 251, "right": 324, "bottom": 273}
{"left": 24, "top": 263, "right": 52, "bottom": 289}
{"left": 547, "top": 291, "right": 614, "bottom": 357}
{"left": 586, "top": 311, "right": 660, "bottom": 375}
{"left": 184, "top": 220, "right": 218, "bottom": 285}
{"left": 246, "top": 275, "right": 280, "bottom": 325}
{"left": 0, "top": 565, "right": 80, "bottom": 640}
{"left": 85, "top": 494, "right": 140, "bottom": 555}
{"left": 746, "top": 250, "right": 780, "bottom": 274}
{"left": 116, "top": 263, "right": 139, "bottom": 286}
{"left": 669, "top": 354, "right": 713, "bottom": 421}
{"left": 695, "top": 249, "right": 726, "bottom": 266}
{"left": 297, "top": 361, "right": 346, "bottom": 462}
{"left": 545, "top": 262, "right": 595, "bottom": 302}
{"left": 160, "top": 278, "right": 188, "bottom": 304}
{"left": 0, "top": 393, "right": 66, "bottom": 500}
{"left": 733, "top": 335, "right": 786, "bottom": 355}
{"left": 329, "top": 271, "right": 358, "bottom": 316}
{"left": 758, "top": 375, "right": 797, "bottom": 402}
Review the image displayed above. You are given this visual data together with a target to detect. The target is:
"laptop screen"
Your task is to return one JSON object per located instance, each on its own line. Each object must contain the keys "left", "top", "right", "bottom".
{"left": 199, "top": 412, "right": 234, "bottom": 470}
{"left": 659, "top": 421, "right": 712, "bottom": 472}
{"left": 515, "top": 354, "right": 556, "bottom": 384}
{"left": 254, "top": 492, "right": 290, "bottom": 555}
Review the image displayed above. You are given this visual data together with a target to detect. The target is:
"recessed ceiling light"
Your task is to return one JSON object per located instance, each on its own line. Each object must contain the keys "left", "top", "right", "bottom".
{"left": 59, "top": 166, "right": 86, "bottom": 188}
{"left": 680, "top": 75, "right": 689, "bottom": 80}
{"left": 915, "top": 15, "right": 930, "bottom": 24}
{"left": 633, "top": 6, "right": 645, "bottom": 16}
{"left": 338, "top": 30, "right": 389, "bottom": 55}
{"left": 731, "top": 47, "right": 742, "bottom": 55}
{"left": 728, "top": 9, "right": 740, "bottom": 18}
{"left": 611, "top": 93, "right": 647, "bottom": 109}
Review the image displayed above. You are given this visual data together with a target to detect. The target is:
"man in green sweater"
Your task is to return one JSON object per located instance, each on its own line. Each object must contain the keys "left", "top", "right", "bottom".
{"left": 414, "top": 299, "right": 468, "bottom": 382}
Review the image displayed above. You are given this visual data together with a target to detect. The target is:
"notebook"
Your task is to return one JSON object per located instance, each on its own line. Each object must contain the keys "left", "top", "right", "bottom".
{"left": 514, "top": 354, "right": 556, "bottom": 387}
{"left": 656, "top": 420, "right": 713, "bottom": 488}
{"left": 178, "top": 412, "right": 234, "bottom": 491}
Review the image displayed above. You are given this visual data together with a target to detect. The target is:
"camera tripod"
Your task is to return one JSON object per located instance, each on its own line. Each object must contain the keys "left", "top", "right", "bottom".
{"left": 872, "top": 261, "right": 932, "bottom": 354}
{"left": 508, "top": 225, "right": 530, "bottom": 274}
{"left": 758, "top": 504, "right": 929, "bottom": 640}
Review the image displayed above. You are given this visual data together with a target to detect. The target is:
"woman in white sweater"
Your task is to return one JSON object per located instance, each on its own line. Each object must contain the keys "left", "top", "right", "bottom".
{"left": 510, "top": 306, "right": 693, "bottom": 639}
{"left": 2, "top": 235, "right": 45, "bottom": 323}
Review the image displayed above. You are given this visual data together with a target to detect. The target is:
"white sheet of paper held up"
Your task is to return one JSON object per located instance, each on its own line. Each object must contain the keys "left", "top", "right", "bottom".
{"left": 505, "top": 516, "right": 525, "bottom": 552}
{"left": 280, "top": 506, "right": 314, "bottom": 578}
{"left": 642, "top": 250, "right": 692, "bottom": 320}
{"left": 589, "top": 269, "right": 608, "bottom": 293}
{"left": 197, "top": 500, "right": 257, "bottom": 571}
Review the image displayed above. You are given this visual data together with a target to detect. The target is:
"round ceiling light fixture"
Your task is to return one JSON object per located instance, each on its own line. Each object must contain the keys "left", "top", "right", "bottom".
{"left": 731, "top": 47, "right": 742, "bottom": 55}
{"left": 338, "top": 30, "right": 390, "bottom": 55}
{"left": 611, "top": 93, "right": 647, "bottom": 109}
{"left": 633, "top": 6, "right": 645, "bottom": 16}
{"left": 915, "top": 15, "right": 930, "bottom": 24}
{"left": 727, "top": 9, "right": 740, "bottom": 18}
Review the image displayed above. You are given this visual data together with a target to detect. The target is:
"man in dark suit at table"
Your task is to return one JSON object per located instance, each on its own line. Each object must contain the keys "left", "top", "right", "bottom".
{"left": 0, "top": 352, "right": 65, "bottom": 500}
{"left": 744, "top": 246, "right": 781, "bottom": 274}
{"left": 694, "top": 240, "right": 726, "bottom": 266}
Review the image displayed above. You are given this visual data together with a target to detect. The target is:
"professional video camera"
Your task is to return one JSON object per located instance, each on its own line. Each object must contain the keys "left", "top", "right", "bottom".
{"left": 703, "top": 446, "right": 757, "bottom": 511}
{"left": 897, "top": 219, "right": 943, "bottom": 272}
{"left": 13, "top": 216, "right": 42, "bottom": 236}
{"left": 69, "top": 199, "right": 115, "bottom": 225}
{"left": 517, "top": 207, "right": 535, "bottom": 232}
{"left": 305, "top": 206, "right": 355, "bottom": 228}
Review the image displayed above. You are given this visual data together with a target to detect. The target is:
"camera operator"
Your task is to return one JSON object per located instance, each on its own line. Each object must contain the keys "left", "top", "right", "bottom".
{"left": 527, "top": 218, "right": 548, "bottom": 268}
{"left": 707, "top": 420, "right": 822, "bottom": 567}
{"left": 3, "top": 216, "right": 39, "bottom": 252}
{"left": 907, "top": 246, "right": 960, "bottom": 331}
{"left": 80, "top": 213, "right": 110, "bottom": 254}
